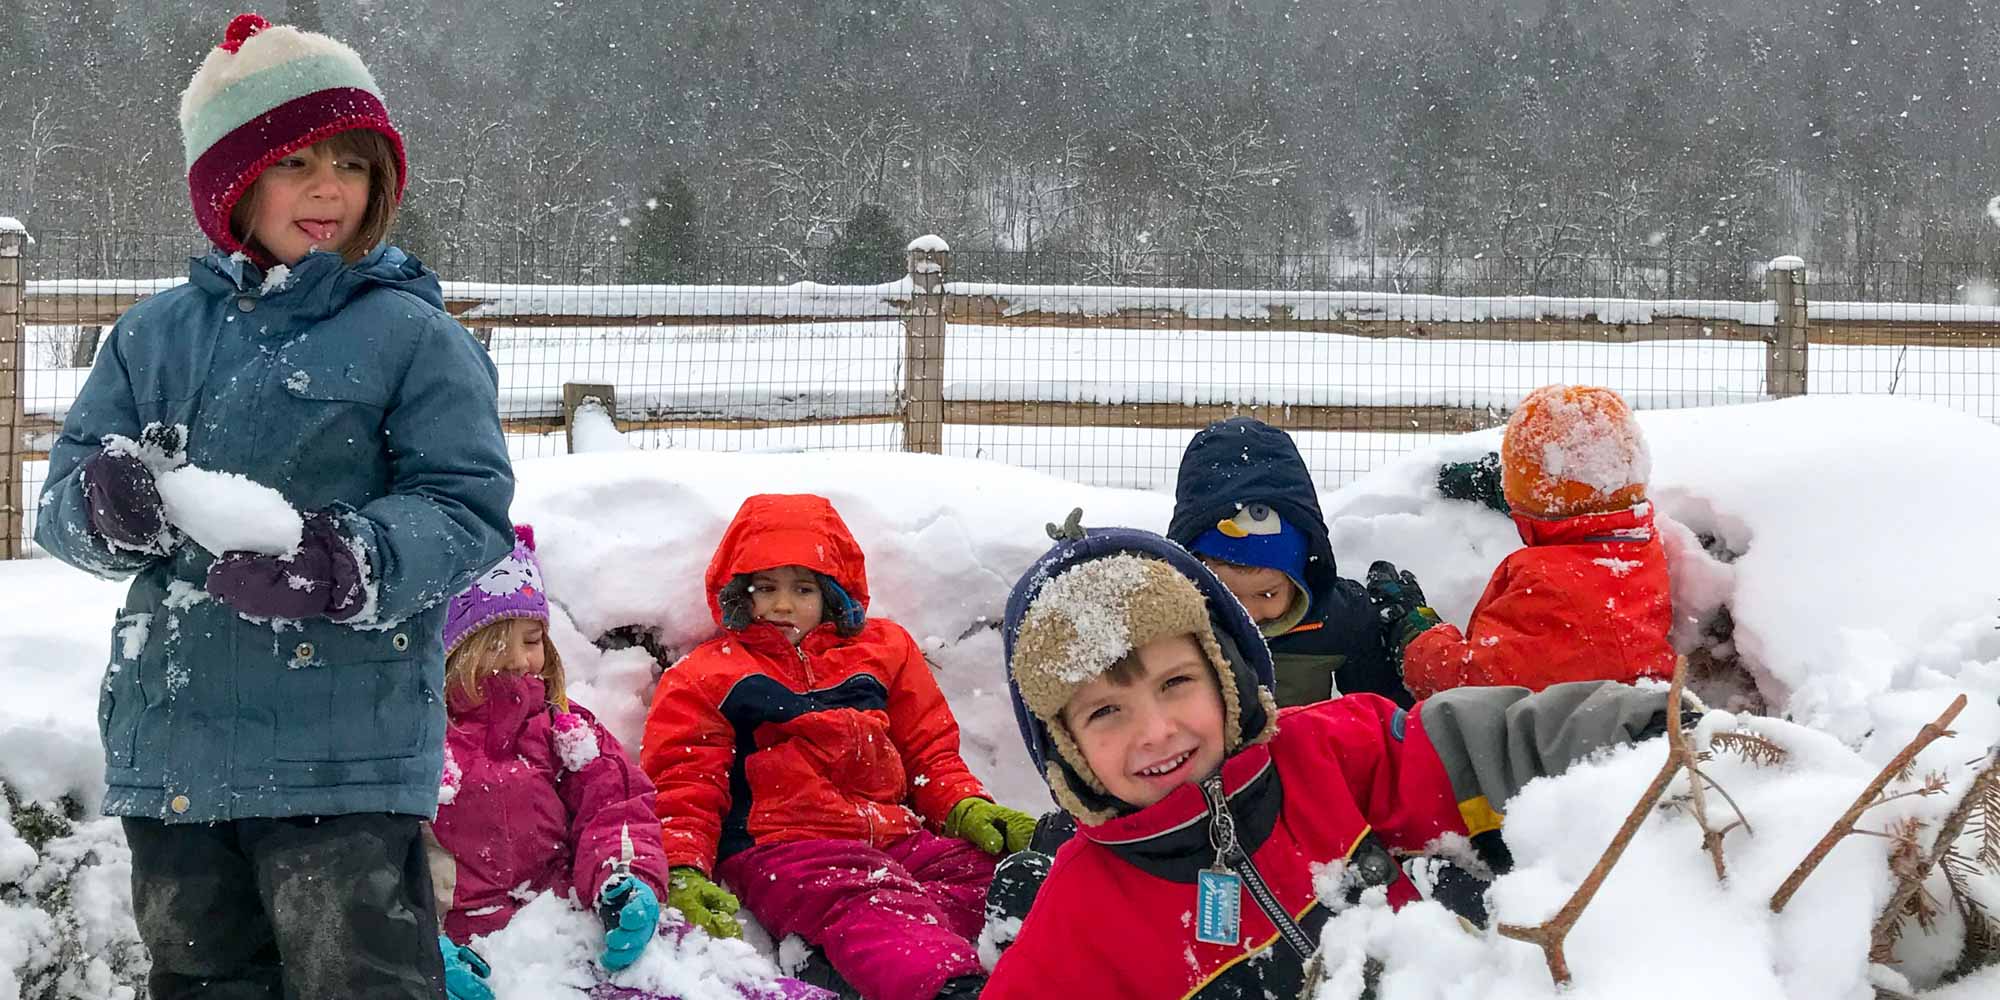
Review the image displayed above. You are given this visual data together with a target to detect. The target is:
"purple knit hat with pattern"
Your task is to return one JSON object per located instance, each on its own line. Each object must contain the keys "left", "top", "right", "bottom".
{"left": 444, "top": 525, "right": 549, "bottom": 656}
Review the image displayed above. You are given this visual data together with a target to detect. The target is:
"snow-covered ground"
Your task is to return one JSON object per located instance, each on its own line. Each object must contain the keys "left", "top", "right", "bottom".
{"left": 4, "top": 395, "right": 2000, "bottom": 998}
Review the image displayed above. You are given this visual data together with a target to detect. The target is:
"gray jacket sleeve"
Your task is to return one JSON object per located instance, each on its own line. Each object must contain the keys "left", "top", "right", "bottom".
{"left": 1418, "top": 681, "right": 1672, "bottom": 833}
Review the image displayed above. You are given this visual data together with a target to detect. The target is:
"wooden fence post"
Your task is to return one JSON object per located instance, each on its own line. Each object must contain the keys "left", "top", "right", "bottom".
{"left": 0, "top": 220, "right": 27, "bottom": 558}
{"left": 1765, "top": 256, "right": 1808, "bottom": 398}
{"left": 903, "top": 236, "right": 950, "bottom": 455}
{"left": 562, "top": 382, "right": 617, "bottom": 454}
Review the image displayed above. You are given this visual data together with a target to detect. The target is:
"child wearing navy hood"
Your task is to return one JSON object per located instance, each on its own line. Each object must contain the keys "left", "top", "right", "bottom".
{"left": 1168, "top": 417, "right": 1413, "bottom": 707}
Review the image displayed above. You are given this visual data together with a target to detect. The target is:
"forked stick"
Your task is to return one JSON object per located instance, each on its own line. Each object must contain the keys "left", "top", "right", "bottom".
{"left": 1768, "top": 694, "right": 1968, "bottom": 914}
{"left": 1498, "top": 660, "right": 1692, "bottom": 984}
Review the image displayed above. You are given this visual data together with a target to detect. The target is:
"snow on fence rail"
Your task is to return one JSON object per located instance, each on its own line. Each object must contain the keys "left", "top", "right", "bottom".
{"left": 8, "top": 240, "right": 2000, "bottom": 555}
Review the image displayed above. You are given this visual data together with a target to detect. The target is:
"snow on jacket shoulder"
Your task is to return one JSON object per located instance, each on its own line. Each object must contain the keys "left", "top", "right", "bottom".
{"left": 432, "top": 673, "right": 670, "bottom": 943}
{"left": 639, "top": 494, "right": 987, "bottom": 874}
{"left": 1402, "top": 502, "right": 1675, "bottom": 698}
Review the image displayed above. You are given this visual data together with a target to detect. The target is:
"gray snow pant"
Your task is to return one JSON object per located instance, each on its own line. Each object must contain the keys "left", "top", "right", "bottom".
{"left": 123, "top": 813, "right": 446, "bottom": 1000}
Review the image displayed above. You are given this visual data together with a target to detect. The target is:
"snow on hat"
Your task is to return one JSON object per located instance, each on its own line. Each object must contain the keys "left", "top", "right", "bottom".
{"left": 178, "top": 13, "right": 406, "bottom": 253}
{"left": 1009, "top": 552, "right": 1275, "bottom": 823}
{"left": 1187, "top": 503, "right": 1310, "bottom": 598}
{"left": 444, "top": 525, "right": 548, "bottom": 656}
{"left": 1501, "top": 385, "right": 1651, "bottom": 519}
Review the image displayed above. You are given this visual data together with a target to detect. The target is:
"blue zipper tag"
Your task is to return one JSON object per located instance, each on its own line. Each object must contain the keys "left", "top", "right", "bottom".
{"left": 1196, "top": 868, "right": 1243, "bottom": 945}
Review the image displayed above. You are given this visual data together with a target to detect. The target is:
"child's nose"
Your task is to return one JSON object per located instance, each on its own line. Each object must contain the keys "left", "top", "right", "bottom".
{"left": 1134, "top": 700, "right": 1175, "bottom": 745}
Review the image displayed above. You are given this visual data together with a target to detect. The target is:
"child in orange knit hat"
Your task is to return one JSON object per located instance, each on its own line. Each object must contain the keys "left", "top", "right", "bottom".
{"left": 1372, "top": 385, "right": 1676, "bottom": 697}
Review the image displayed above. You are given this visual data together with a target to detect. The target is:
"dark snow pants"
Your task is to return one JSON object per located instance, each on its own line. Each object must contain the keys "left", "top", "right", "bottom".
{"left": 123, "top": 812, "right": 445, "bottom": 1000}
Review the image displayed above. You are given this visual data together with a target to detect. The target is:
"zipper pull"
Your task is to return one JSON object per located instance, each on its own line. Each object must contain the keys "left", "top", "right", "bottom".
{"left": 1195, "top": 774, "right": 1244, "bottom": 946}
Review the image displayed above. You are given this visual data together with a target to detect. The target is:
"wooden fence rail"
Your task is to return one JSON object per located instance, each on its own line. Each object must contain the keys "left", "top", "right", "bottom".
{"left": 10, "top": 235, "right": 2000, "bottom": 556}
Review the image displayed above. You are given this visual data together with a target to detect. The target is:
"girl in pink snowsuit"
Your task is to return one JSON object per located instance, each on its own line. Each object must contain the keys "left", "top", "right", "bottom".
{"left": 430, "top": 526, "right": 832, "bottom": 1000}
{"left": 430, "top": 526, "right": 672, "bottom": 967}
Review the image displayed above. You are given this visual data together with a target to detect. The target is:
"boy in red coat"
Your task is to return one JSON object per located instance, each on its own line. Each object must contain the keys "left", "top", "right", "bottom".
{"left": 641, "top": 494, "right": 1038, "bottom": 1000}
{"left": 1377, "top": 384, "right": 1677, "bottom": 698}
{"left": 986, "top": 525, "right": 1678, "bottom": 1000}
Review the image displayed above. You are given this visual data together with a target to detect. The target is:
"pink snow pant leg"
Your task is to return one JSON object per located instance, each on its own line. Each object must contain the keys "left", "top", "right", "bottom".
{"left": 719, "top": 831, "right": 998, "bottom": 1000}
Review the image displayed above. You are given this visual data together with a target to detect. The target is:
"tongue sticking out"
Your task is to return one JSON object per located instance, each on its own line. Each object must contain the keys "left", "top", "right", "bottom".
{"left": 297, "top": 220, "right": 337, "bottom": 242}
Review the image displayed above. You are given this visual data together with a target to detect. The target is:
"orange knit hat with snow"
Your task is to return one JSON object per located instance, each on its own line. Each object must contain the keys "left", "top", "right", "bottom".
{"left": 1500, "top": 385, "right": 1650, "bottom": 519}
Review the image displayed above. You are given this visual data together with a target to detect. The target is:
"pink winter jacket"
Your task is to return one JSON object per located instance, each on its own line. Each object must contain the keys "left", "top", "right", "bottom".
{"left": 431, "top": 672, "right": 672, "bottom": 943}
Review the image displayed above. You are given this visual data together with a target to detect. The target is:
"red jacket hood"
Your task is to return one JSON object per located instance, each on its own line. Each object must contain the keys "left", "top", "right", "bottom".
{"left": 1512, "top": 501, "right": 1656, "bottom": 548}
{"left": 704, "top": 494, "right": 871, "bottom": 628}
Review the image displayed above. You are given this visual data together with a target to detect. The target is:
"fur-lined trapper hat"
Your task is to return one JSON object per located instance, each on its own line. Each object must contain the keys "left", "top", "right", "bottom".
{"left": 1003, "top": 526, "right": 1279, "bottom": 824}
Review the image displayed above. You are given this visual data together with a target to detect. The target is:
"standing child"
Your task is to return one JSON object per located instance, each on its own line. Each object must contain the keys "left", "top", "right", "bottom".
{"left": 642, "top": 494, "right": 1039, "bottom": 1000}
{"left": 1380, "top": 384, "right": 1677, "bottom": 698}
{"left": 35, "top": 14, "right": 514, "bottom": 997}
{"left": 428, "top": 525, "right": 829, "bottom": 1000}
{"left": 985, "top": 526, "right": 1683, "bottom": 999}
{"left": 1168, "top": 416, "right": 1412, "bottom": 707}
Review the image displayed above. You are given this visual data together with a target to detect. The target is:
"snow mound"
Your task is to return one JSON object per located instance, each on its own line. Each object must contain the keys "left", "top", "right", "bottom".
{"left": 1329, "top": 395, "right": 2000, "bottom": 738}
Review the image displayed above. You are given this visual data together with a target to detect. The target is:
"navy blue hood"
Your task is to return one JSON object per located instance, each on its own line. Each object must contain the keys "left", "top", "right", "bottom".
{"left": 1001, "top": 526, "right": 1276, "bottom": 807}
{"left": 1167, "top": 417, "right": 1339, "bottom": 597}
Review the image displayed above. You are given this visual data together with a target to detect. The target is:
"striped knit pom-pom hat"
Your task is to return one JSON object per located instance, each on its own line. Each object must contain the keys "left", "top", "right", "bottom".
{"left": 177, "top": 13, "right": 406, "bottom": 254}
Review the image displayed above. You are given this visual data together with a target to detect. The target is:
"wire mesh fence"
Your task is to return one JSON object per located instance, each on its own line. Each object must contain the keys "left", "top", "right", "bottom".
{"left": 12, "top": 232, "right": 2000, "bottom": 556}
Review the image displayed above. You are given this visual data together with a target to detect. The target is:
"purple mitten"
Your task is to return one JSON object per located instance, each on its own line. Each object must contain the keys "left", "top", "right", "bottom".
{"left": 205, "top": 511, "right": 368, "bottom": 620}
{"left": 81, "top": 449, "right": 169, "bottom": 551}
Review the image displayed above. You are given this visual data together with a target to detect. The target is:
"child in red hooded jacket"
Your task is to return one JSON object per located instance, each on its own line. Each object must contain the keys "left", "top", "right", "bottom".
{"left": 641, "top": 494, "right": 1039, "bottom": 1000}
{"left": 1372, "top": 385, "right": 1677, "bottom": 698}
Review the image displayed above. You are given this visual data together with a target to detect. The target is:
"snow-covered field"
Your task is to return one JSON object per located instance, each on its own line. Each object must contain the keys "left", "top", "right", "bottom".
{"left": 4, "top": 395, "right": 2000, "bottom": 999}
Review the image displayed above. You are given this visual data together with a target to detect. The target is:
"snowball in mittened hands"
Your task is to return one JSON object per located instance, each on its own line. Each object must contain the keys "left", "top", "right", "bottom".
{"left": 205, "top": 511, "right": 366, "bottom": 621}
{"left": 157, "top": 465, "right": 304, "bottom": 555}
{"left": 595, "top": 875, "right": 661, "bottom": 971}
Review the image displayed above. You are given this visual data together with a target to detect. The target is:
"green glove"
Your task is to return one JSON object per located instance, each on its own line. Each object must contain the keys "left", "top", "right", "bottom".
{"left": 945, "top": 797, "right": 1038, "bottom": 855}
{"left": 1365, "top": 560, "right": 1444, "bottom": 653}
{"left": 666, "top": 866, "right": 742, "bottom": 940}
{"left": 1437, "top": 452, "right": 1510, "bottom": 514}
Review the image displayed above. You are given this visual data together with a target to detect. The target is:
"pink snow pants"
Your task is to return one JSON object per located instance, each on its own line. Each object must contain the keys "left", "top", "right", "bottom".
{"left": 718, "top": 831, "right": 996, "bottom": 1000}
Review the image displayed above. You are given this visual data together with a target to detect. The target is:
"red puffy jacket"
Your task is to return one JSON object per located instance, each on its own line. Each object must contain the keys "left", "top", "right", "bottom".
{"left": 1403, "top": 502, "right": 1675, "bottom": 698}
{"left": 986, "top": 696, "right": 1463, "bottom": 1000}
{"left": 640, "top": 494, "right": 988, "bottom": 874}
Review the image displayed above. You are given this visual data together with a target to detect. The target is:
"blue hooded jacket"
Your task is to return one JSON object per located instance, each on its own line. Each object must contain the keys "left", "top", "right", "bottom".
{"left": 1166, "top": 417, "right": 1410, "bottom": 707}
{"left": 36, "top": 246, "right": 515, "bottom": 822}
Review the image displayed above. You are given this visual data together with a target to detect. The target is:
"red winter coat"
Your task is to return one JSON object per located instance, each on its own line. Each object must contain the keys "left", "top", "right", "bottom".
{"left": 431, "top": 672, "right": 671, "bottom": 943}
{"left": 986, "top": 696, "right": 1465, "bottom": 1000}
{"left": 1402, "top": 503, "right": 1675, "bottom": 698}
{"left": 640, "top": 494, "right": 989, "bottom": 875}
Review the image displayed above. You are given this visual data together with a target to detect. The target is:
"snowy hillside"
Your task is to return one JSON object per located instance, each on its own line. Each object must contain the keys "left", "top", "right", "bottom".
{"left": 3, "top": 395, "right": 1999, "bottom": 998}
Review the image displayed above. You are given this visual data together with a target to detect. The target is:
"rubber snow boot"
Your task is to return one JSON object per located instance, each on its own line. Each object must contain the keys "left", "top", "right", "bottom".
{"left": 792, "top": 947, "right": 861, "bottom": 1000}
{"left": 934, "top": 974, "right": 986, "bottom": 1000}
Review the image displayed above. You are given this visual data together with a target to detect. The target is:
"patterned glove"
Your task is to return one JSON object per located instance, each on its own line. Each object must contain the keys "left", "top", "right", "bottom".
{"left": 945, "top": 797, "right": 1038, "bottom": 855}
{"left": 596, "top": 875, "right": 661, "bottom": 970}
{"left": 439, "top": 934, "right": 494, "bottom": 1000}
{"left": 666, "top": 866, "right": 742, "bottom": 940}
{"left": 1364, "top": 560, "right": 1443, "bottom": 653}
{"left": 1437, "top": 452, "right": 1510, "bottom": 513}
{"left": 205, "top": 510, "right": 367, "bottom": 620}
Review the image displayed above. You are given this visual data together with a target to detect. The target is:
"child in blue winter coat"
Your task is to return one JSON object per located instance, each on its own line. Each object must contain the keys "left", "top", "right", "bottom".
{"left": 35, "top": 13, "right": 514, "bottom": 998}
